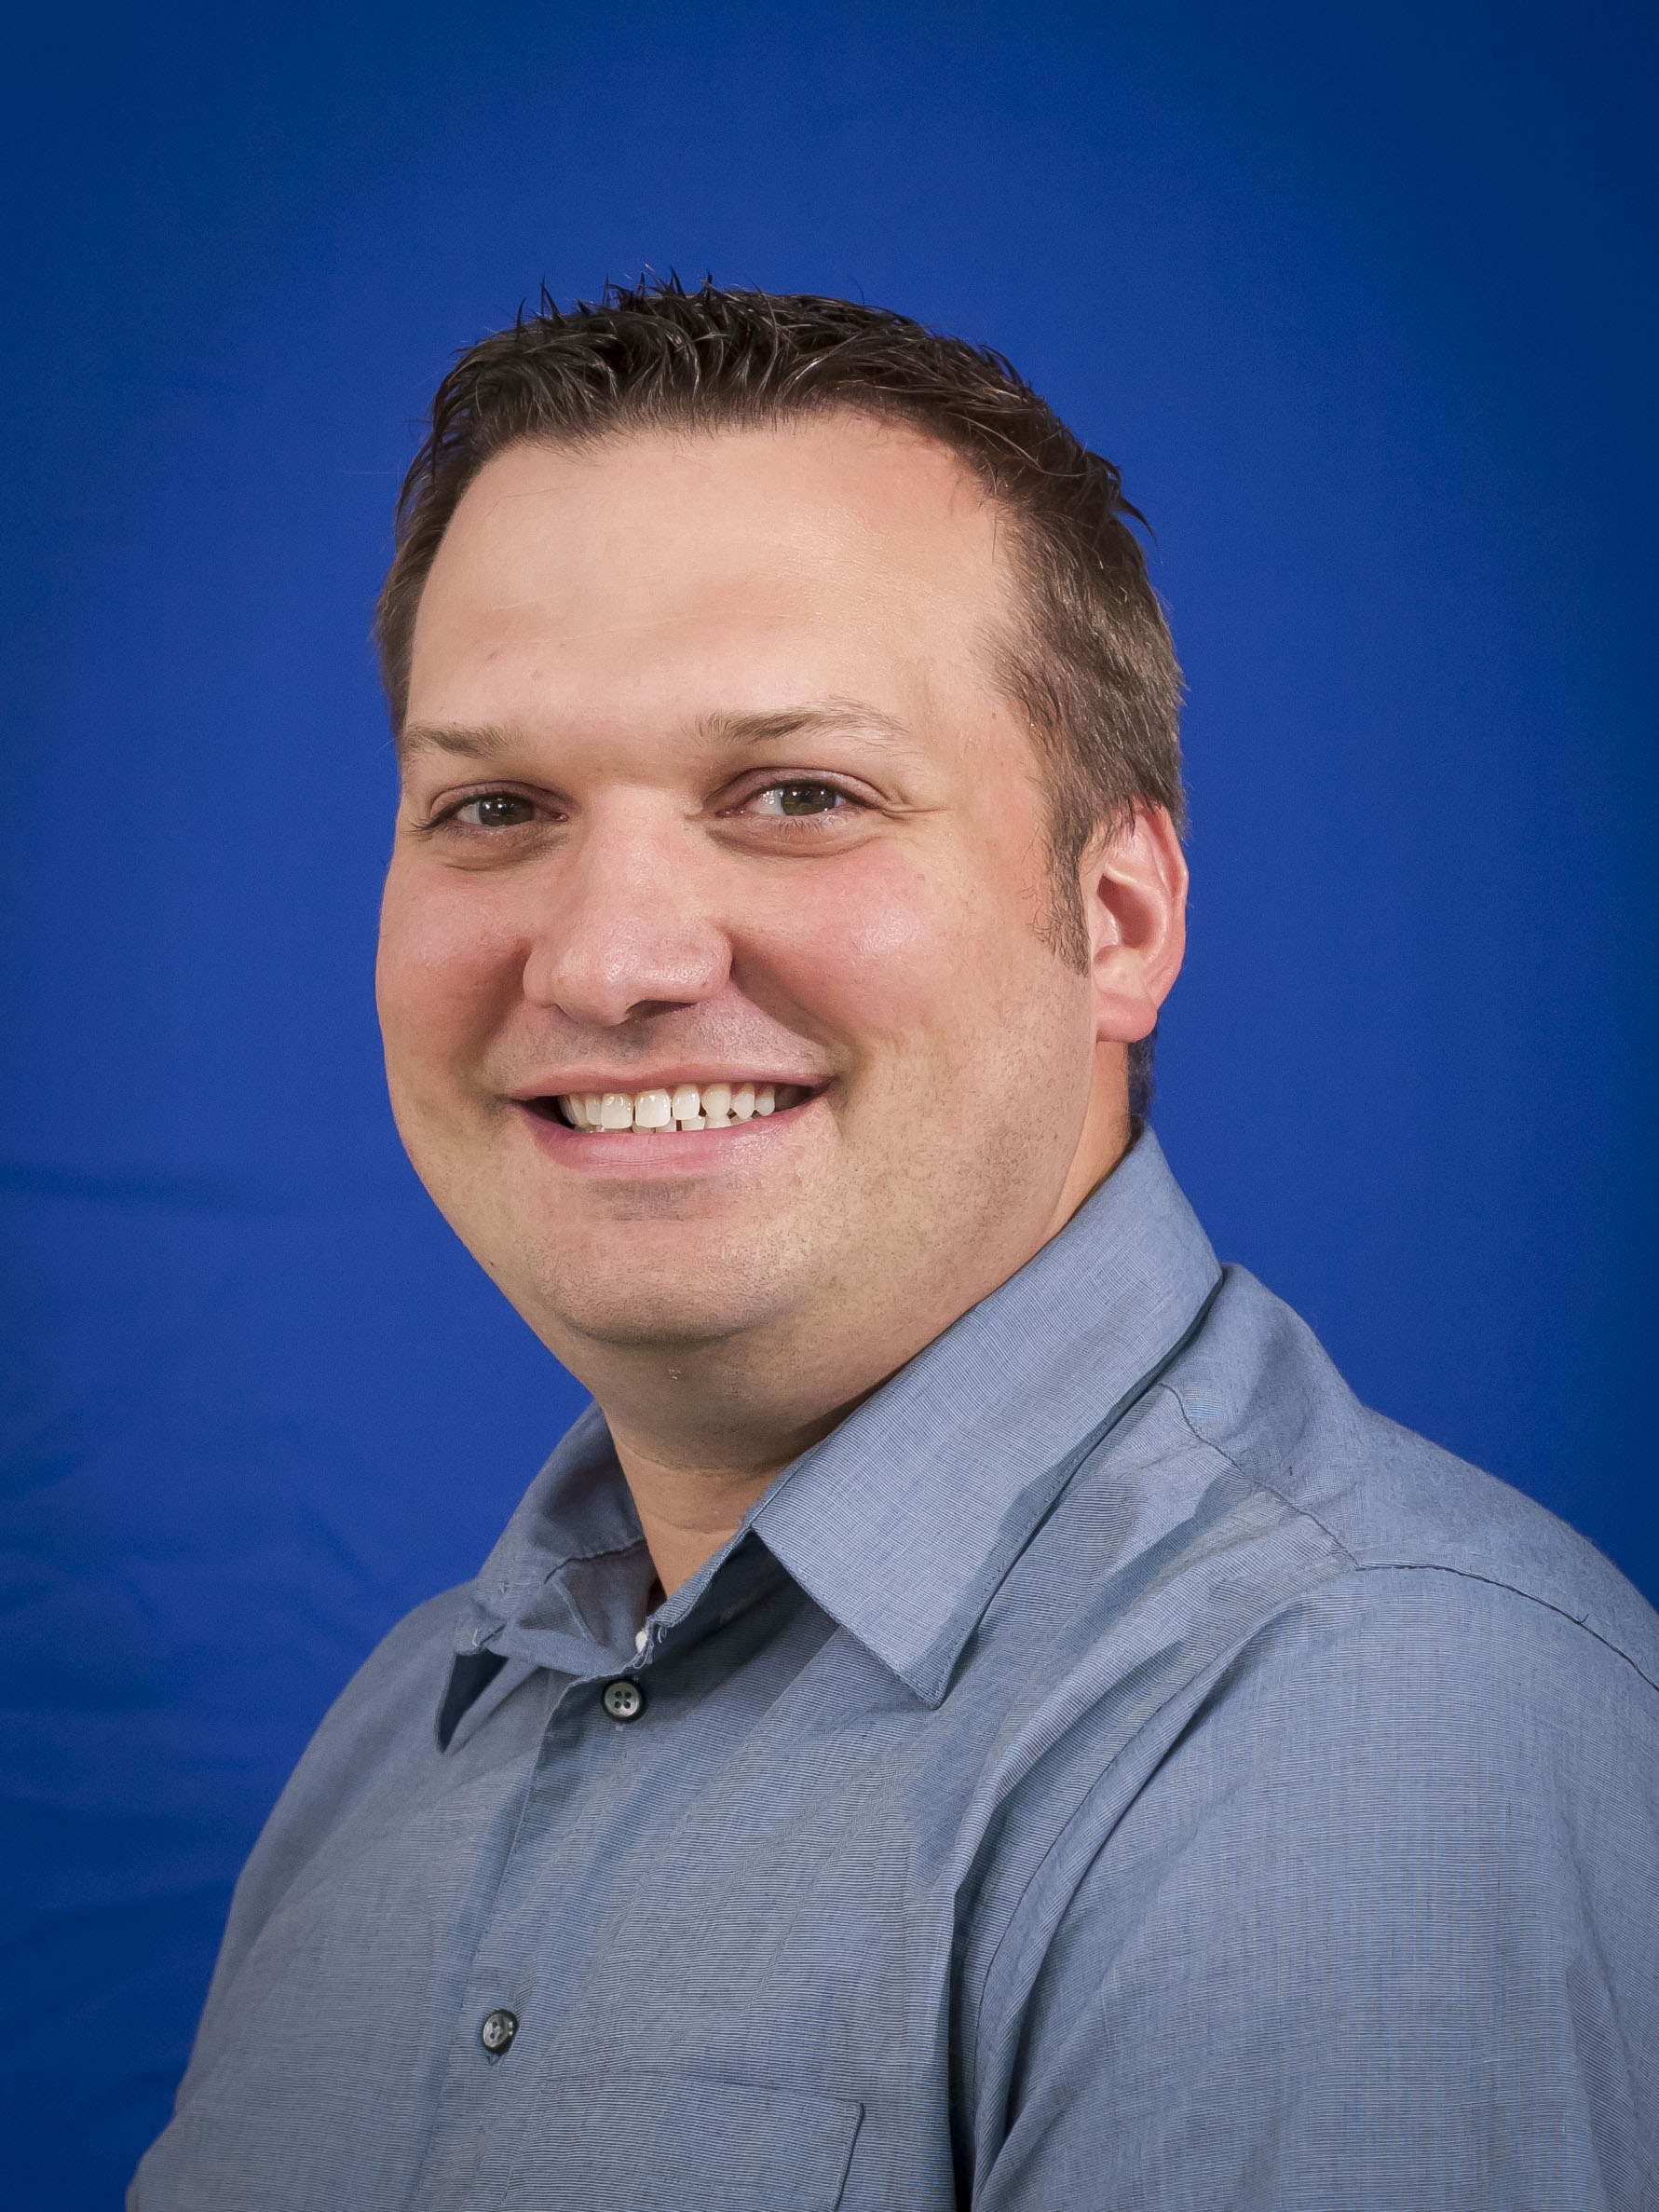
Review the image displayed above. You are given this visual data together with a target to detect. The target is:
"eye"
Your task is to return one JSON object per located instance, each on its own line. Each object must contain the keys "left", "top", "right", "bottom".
{"left": 746, "top": 781, "right": 854, "bottom": 817}
{"left": 450, "top": 793, "right": 537, "bottom": 827}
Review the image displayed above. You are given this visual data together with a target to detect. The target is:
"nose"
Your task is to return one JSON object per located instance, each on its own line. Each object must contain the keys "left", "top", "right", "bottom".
{"left": 520, "top": 797, "right": 732, "bottom": 1027}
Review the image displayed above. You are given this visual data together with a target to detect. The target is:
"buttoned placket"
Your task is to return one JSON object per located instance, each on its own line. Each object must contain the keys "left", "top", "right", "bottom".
{"left": 406, "top": 1539, "right": 793, "bottom": 2212}
{"left": 407, "top": 1645, "right": 662, "bottom": 2205}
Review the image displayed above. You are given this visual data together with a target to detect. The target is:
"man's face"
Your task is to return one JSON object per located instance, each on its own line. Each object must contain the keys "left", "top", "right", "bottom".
{"left": 377, "top": 416, "right": 1119, "bottom": 1409}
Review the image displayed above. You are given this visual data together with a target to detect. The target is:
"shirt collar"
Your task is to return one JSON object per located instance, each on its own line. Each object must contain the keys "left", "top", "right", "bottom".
{"left": 748, "top": 1127, "right": 1221, "bottom": 1703}
{"left": 456, "top": 1401, "right": 655, "bottom": 1679}
{"left": 457, "top": 1129, "right": 1220, "bottom": 1706}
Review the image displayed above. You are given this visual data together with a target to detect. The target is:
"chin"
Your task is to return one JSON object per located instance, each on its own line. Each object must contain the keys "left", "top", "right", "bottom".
{"left": 551, "top": 1299, "right": 762, "bottom": 1356}
{"left": 522, "top": 1257, "right": 791, "bottom": 1357}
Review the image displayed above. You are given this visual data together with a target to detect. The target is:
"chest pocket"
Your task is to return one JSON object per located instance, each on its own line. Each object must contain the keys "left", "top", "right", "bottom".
{"left": 503, "top": 2071, "right": 863, "bottom": 2211}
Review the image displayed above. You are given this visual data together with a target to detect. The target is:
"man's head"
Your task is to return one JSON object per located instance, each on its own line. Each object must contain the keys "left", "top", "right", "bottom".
{"left": 374, "top": 280, "right": 1187, "bottom": 1458}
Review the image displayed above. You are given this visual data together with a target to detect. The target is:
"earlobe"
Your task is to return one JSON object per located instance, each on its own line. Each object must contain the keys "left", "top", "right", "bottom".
{"left": 1083, "top": 807, "right": 1188, "bottom": 1045}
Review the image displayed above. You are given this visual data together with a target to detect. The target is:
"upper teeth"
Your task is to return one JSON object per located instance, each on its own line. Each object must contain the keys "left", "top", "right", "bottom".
{"left": 556, "top": 1082, "right": 788, "bottom": 1132}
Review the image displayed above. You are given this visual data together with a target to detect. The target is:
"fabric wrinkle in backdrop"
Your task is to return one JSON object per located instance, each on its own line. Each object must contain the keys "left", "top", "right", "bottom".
{"left": 1, "top": 4, "right": 1653, "bottom": 2204}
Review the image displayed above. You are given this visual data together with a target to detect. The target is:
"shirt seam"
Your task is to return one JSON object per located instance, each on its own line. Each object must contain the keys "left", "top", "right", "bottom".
{"left": 1164, "top": 1385, "right": 1659, "bottom": 1698}
{"left": 1341, "top": 1560, "right": 1659, "bottom": 1697}
{"left": 1163, "top": 1383, "right": 1362, "bottom": 1570}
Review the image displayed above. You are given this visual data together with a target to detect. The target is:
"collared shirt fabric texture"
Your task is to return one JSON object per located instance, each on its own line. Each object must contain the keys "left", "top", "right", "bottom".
{"left": 131, "top": 1134, "right": 1659, "bottom": 2210}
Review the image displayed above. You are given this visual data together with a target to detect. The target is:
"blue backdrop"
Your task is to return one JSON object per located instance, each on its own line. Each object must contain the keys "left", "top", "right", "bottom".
{"left": 3, "top": 2, "right": 1653, "bottom": 2200}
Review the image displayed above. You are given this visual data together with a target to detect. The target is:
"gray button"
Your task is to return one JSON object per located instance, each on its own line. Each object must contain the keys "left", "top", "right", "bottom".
{"left": 479, "top": 2008, "right": 518, "bottom": 2055}
{"left": 603, "top": 1677, "right": 646, "bottom": 1722}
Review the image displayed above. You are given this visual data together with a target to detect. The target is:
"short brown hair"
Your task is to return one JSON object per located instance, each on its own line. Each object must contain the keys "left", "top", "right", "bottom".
{"left": 376, "top": 277, "right": 1184, "bottom": 1110}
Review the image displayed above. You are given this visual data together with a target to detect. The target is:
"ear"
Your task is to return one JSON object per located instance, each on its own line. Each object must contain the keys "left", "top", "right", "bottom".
{"left": 1080, "top": 805, "right": 1188, "bottom": 1045}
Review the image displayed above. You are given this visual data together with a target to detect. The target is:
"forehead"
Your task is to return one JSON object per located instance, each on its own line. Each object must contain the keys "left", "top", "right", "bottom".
{"left": 405, "top": 415, "right": 1021, "bottom": 732}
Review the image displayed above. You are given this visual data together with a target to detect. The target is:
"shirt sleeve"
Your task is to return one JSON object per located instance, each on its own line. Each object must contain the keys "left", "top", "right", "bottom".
{"left": 973, "top": 1565, "right": 1659, "bottom": 2210}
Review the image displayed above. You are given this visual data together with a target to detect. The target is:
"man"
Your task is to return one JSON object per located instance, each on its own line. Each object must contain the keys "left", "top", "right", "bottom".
{"left": 133, "top": 280, "right": 1659, "bottom": 2209}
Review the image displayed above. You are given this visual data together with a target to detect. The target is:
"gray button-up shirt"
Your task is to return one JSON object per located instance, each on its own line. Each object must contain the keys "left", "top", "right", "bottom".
{"left": 132, "top": 1134, "right": 1659, "bottom": 2209}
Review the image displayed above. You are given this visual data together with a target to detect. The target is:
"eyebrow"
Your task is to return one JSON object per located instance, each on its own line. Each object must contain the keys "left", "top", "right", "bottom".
{"left": 694, "top": 701, "right": 910, "bottom": 749}
{"left": 397, "top": 702, "right": 911, "bottom": 764}
{"left": 394, "top": 722, "right": 515, "bottom": 764}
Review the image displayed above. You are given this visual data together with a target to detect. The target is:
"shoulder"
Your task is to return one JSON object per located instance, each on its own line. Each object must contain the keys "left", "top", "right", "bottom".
{"left": 265, "top": 1578, "right": 469, "bottom": 1814}
{"left": 1158, "top": 1263, "right": 1659, "bottom": 1695}
{"left": 1172, "top": 1562, "right": 1659, "bottom": 1839}
{"left": 987, "top": 1556, "right": 1659, "bottom": 2206}
{"left": 285, "top": 1581, "right": 472, "bottom": 1791}
{"left": 199, "top": 1585, "right": 470, "bottom": 2000}
{"left": 1048, "top": 1562, "right": 1659, "bottom": 2097}
{"left": 1098, "top": 1268, "right": 1659, "bottom": 1965}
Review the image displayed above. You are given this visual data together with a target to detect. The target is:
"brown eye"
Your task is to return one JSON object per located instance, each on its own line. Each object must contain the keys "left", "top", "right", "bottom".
{"left": 456, "top": 794, "right": 536, "bottom": 826}
{"left": 752, "top": 781, "right": 849, "bottom": 817}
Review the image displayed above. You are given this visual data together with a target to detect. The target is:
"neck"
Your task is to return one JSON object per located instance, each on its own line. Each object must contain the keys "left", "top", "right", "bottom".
{"left": 603, "top": 1426, "right": 803, "bottom": 1598}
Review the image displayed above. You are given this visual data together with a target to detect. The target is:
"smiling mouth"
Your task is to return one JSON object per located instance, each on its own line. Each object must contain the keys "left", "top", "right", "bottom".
{"left": 528, "top": 1082, "right": 816, "bottom": 1133}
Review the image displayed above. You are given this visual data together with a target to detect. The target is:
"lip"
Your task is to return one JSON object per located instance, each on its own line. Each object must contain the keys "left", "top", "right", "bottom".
{"left": 510, "top": 1088, "right": 824, "bottom": 1176}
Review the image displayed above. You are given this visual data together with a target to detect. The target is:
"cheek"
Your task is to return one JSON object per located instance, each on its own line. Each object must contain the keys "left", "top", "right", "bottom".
{"left": 376, "top": 863, "right": 523, "bottom": 1071}
{"left": 749, "top": 841, "right": 1036, "bottom": 1058}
